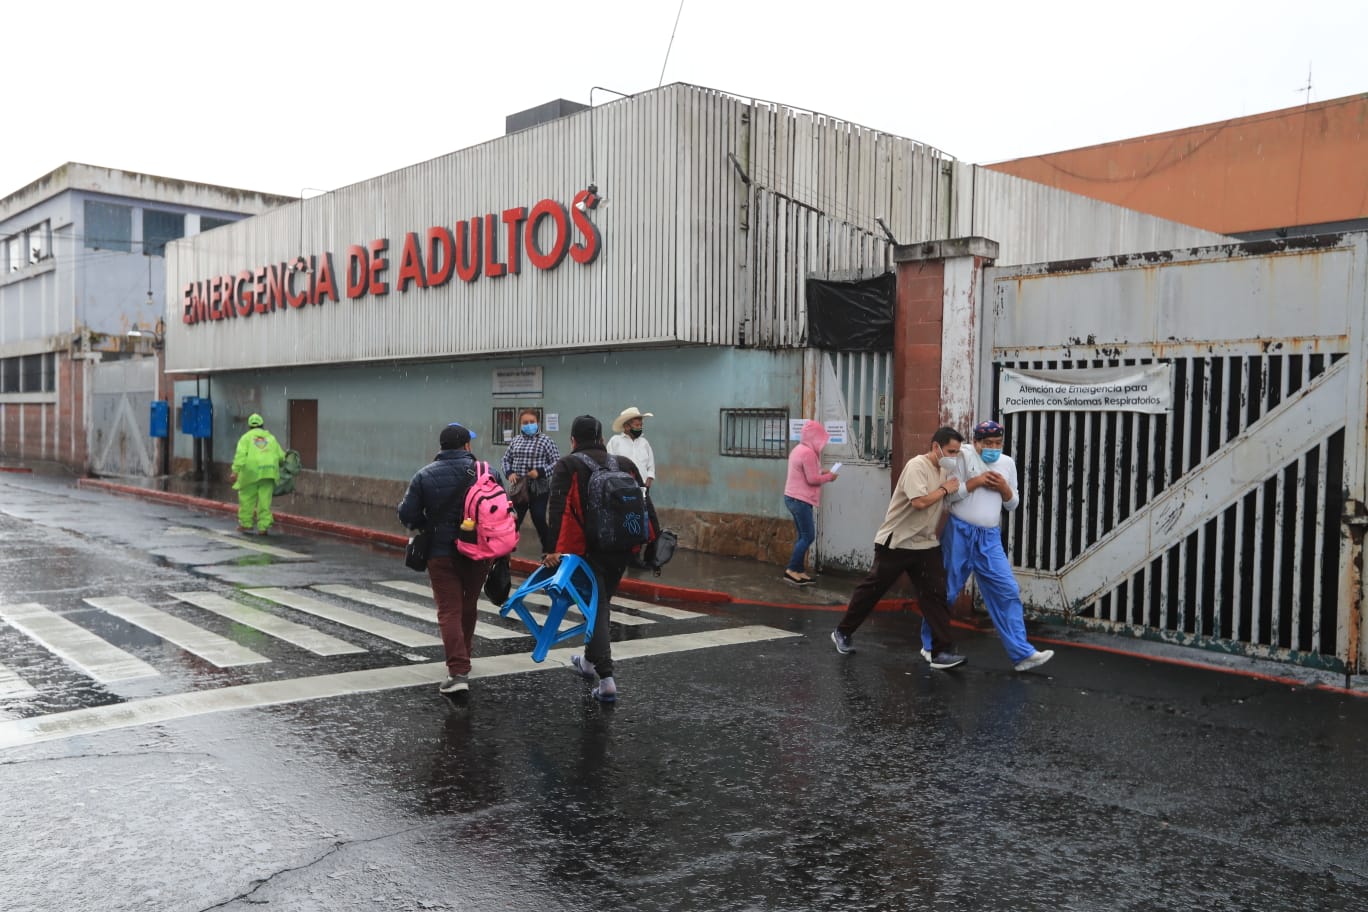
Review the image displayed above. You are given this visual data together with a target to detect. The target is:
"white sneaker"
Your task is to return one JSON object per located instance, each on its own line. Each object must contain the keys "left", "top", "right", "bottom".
{"left": 1013, "top": 650, "right": 1055, "bottom": 672}
{"left": 919, "top": 648, "right": 932, "bottom": 662}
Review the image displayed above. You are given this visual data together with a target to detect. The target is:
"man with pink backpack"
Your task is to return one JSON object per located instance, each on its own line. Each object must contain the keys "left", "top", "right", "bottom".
{"left": 398, "top": 421, "right": 516, "bottom": 696}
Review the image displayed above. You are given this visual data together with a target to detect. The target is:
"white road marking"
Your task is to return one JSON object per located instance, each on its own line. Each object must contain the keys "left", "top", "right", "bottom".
{"left": 84, "top": 596, "right": 270, "bottom": 668}
{"left": 247, "top": 588, "right": 441, "bottom": 648}
{"left": 0, "top": 625, "right": 800, "bottom": 749}
{"left": 169, "top": 591, "right": 367, "bottom": 657}
{"left": 165, "top": 526, "right": 311, "bottom": 560}
{"left": 376, "top": 579, "right": 657, "bottom": 627}
{"left": 0, "top": 662, "right": 38, "bottom": 700}
{"left": 0, "top": 602, "right": 159, "bottom": 683}
{"left": 312, "top": 584, "right": 525, "bottom": 641}
{"left": 610, "top": 596, "right": 705, "bottom": 621}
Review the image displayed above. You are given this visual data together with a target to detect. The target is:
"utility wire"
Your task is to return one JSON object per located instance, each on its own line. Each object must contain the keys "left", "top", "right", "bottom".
{"left": 657, "top": 0, "right": 686, "bottom": 88}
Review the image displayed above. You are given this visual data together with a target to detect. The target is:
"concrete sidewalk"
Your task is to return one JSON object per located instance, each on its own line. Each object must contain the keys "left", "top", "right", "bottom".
{"left": 76, "top": 475, "right": 855, "bottom": 608}
{"left": 72, "top": 473, "right": 1368, "bottom": 698}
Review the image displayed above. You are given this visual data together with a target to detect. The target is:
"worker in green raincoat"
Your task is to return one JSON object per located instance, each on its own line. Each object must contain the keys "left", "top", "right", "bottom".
{"left": 230, "top": 413, "right": 286, "bottom": 535}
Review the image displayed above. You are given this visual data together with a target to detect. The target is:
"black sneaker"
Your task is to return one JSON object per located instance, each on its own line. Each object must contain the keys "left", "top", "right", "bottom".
{"left": 929, "top": 651, "right": 967, "bottom": 670}
{"left": 830, "top": 630, "right": 854, "bottom": 654}
{"left": 439, "top": 674, "right": 469, "bottom": 694}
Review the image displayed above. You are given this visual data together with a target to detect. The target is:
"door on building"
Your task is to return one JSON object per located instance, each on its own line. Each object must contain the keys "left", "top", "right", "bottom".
{"left": 89, "top": 358, "right": 159, "bottom": 478}
{"left": 289, "top": 399, "right": 318, "bottom": 469}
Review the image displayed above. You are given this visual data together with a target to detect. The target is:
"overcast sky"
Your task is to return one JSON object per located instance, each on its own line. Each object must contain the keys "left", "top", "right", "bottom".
{"left": 4, "top": 0, "right": 1364, "bottom": 200}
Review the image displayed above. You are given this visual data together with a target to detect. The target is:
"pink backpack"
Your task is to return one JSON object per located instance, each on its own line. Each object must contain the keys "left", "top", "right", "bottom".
{"left": 455, "top": 461, "right": 519, "bottom": 560}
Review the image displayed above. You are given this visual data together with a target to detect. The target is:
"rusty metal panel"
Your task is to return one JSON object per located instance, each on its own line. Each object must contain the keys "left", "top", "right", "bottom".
{"left": 987, "top": 232, "right": 1368, "bottom": 671}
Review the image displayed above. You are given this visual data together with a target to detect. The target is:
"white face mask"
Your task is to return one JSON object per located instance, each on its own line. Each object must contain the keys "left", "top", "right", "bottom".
{"left": 936, "top": 446, "right": 960, "bottom": 471}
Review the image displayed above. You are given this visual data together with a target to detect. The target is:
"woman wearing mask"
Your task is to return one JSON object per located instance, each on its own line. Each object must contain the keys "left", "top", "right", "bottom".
{"left": 782, "top": 420, "right": 839, "bottom": 585}
{"left": 501, "top": 408, "right": 560, "bottom": 554}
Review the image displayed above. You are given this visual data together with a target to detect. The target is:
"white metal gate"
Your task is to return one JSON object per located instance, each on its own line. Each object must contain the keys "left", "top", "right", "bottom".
{"left": 89, "top": 357, "right": 159, "bottom": 478}
{"left": 815, "top": 350, "right": 895, "bottom": 571}
{"left": 983, "top": 234, "right": 1368, "bottom": 672}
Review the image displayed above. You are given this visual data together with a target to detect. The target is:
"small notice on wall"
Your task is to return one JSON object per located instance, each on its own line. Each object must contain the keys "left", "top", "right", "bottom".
{"left": 546, "top": 413, "right": 559, "bottom": 432}
{"left": 823, "top": 420, "right": 848, "bottom": 445}
{"left": 493, "top": 367, "right": 543, "bottom": 397}
{"left": 999, "top": 365, "right": 1172, "bottom": 414}
{"left": 789, "top": 419, "right": 808, "bottom": 442}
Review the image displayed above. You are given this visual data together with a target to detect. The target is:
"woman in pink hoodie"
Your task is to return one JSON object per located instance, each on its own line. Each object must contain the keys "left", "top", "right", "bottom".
{"left": 782, "top": 420, "right": 839, "bottom": 585}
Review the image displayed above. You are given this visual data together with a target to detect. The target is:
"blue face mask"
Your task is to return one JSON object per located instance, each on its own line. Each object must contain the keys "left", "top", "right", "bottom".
{"left": 521, "top": 423, "right": 538, "bottom": 436}
{"left": 980, "top": 448, "right": 1002, "bottom": 463}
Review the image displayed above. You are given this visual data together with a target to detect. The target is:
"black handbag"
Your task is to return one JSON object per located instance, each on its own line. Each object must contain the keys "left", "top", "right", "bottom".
{"left": 405, "top": 529, "right": 434, "bottom": 572}
{"left": 507, "top": 476, "right": 530, "bottom": 509}
{"left": 483, "top": 555, "right": 512, "bottom": 604}
{"left": 403, "top": 482, "right": 468, "bottom": 573}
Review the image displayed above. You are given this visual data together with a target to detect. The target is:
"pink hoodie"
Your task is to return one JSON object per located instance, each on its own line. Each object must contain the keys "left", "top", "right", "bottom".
{"left": 784, "top": 421, "right": 837, "bottom": 506}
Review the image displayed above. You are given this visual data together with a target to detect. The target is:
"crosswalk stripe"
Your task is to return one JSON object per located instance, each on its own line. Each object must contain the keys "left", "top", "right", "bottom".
{"left": 312, "top": 584, "right": 525, "bottom": 641}
{"left": 0, "top": 602, "right": 159, "bottom": 683}
{"left": 169, "top": 592, "right": 367, "bottom": 657}
{"left": 246, "top": 588, "right": 442, "bottom": 648}
{"left": 515, "top": 592, "right": 654, "bottom": 626}
{"left": 376, "top": 579, "right": 655, "bottom": 627}
{"left": 84, "top": 596, "right": 271, "bottom": 668}
{"left": 165, "top": 526, "right": 311, "bottom": 560}
{"left": 609, "top": 596, "right": 705, "bottom": 621}
{"left": 0, "top": 625, "right": 801, "bottom": 748}
{"left": 0, "top": 662, "right": 38, "bottom": 700}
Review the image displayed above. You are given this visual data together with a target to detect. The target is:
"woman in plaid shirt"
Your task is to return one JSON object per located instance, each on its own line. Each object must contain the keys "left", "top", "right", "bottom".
{"left": 501, "top": 408, "right": 561, "bottom": 553}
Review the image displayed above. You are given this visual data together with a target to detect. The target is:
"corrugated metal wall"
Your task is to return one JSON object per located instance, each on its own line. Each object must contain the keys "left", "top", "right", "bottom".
{"left": 164, "top": 85, "right": 951, "bottom": 372}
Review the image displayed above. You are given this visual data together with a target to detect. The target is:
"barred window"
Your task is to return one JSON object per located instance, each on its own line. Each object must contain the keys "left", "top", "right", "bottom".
{"left": 143, "top": 209, "right": 185, "bottom": 256}
{"left": 492, "top": 407, "right": 543, "bottom": 445}
{"left": 720, "top": 408, "right": 789, "bottom": 458}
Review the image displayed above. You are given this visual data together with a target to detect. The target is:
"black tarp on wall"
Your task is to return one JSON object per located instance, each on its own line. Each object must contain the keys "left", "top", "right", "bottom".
{"left": 805, "top": 272, "right": 895, "bottom": 351}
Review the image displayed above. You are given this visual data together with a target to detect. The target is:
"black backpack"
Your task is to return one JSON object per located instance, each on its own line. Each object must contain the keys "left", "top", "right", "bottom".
{"left": 575, "top": 453, "right": 651, "bottom": 550}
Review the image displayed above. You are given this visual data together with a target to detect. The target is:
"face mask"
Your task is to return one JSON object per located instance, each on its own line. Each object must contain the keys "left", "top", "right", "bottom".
{"left": 628, "top": 427, "right": 643, "bottom": 439}
{"left": 521, "top": 423, "right": 538, "bottom": 436}
{"left": 936, "top": 447, "right": 959, "bottom": 471}
{"left": 981, "top": 448, "right": 1002, "bottom": 463}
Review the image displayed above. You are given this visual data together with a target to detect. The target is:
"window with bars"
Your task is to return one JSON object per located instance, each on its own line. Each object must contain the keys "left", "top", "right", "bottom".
{"left": 720, "top": 408, "right": 789, "bottom": 458}
{"left": 492, "top": 406, "right": 543, "bottom": 445}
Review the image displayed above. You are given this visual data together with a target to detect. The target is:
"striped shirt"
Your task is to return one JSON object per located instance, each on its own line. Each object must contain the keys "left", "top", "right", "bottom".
{"left": 501, "top": 432, "right": 560, "bottom": 477}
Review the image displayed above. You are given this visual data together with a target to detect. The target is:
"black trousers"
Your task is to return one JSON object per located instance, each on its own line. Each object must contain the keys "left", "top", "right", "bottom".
{"left": 515, "top": 490, "right": 554, "bottom": 553}
{"left": 574, "top": 551, "right": 628, "bottom": 679}
{"left": 835, "top": 544, "right": 957, "bottom": 655}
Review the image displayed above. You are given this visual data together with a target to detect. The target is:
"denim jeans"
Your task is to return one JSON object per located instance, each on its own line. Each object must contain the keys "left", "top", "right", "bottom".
{"left": 784, "top": 495, "right": 815, "bottom": 573}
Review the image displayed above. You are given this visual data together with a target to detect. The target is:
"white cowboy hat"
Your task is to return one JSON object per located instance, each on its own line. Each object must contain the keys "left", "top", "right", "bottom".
{"left": 612, "top": 406, "right": 654, "bottom": 434}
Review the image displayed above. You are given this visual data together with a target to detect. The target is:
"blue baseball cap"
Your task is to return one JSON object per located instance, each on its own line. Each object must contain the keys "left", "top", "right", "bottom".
{"left": 440, "top": 422, "right": 476, "bottom": 448}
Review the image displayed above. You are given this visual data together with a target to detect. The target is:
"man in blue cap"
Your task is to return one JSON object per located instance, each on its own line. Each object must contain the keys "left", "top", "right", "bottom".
{"left": 928, "top": 419, "right": 1054, "bottom": 672}
{"left": 230, "top": 413, "right": 286, "bottom": 535}
{"left": 398, "top": 422, "right": 500, "bottom": 696}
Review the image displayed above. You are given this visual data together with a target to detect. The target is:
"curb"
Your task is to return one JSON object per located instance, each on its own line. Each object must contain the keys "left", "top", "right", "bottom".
{"left": 0, "top": 466, "right": 34, "bottom": 474}
{"left": 78, "top": 478, "right": 735, "bottom": 605}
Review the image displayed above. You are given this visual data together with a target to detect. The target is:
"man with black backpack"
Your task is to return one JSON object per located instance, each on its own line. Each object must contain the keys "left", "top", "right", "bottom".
{"left": 543, "top": 414, "right": 650, "bottom": 703}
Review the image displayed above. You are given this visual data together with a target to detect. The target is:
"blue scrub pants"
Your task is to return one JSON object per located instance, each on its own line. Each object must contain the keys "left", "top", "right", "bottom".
{"left": 922, "top": 514, "right": 1037, "bottom": 664}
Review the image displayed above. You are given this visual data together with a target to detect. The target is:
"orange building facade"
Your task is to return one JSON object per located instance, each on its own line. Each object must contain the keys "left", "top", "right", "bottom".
{"left": 986, "top": 93, "right": 1368, "bottom": 237}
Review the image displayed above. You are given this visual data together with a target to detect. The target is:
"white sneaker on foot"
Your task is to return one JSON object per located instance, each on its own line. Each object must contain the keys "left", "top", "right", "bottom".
{"left": 1013, "top": 650, "right": 1055, "bottom": 672}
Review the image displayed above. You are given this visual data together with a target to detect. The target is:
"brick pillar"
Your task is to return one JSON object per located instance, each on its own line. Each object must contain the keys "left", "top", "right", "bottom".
{"left": 891, "top": 237, "right": 1000, "bottom": 480}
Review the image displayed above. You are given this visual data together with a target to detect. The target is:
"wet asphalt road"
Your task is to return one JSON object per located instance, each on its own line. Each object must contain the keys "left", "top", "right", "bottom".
{"left": 1, "top": 474, "right": 1367, "bottom": 912}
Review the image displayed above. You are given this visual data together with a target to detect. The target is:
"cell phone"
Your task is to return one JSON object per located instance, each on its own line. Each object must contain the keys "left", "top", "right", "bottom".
{"left": 831, "top": 462, "right": 843, "bottom": 473}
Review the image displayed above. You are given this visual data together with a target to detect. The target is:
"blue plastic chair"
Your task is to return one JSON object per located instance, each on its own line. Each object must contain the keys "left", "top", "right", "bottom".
{"left": 499, "top": 555, "right": 599, "bottom": 663}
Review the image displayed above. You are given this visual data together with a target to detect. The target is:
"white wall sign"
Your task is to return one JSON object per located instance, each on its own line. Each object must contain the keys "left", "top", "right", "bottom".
{"left": 546, "top": 413, "right": 559, "bottom": 432}
{"left": 789, "top": 419, "right": 808, "bottom": 442}
{"left": 492, "top": 366, "right": 543, "bottom": 397}
{"left": 999, "top": 365, "right": 1172, "bottom": 414}
{"left": 823, "top": 420, "right": 848, "bottom": 445}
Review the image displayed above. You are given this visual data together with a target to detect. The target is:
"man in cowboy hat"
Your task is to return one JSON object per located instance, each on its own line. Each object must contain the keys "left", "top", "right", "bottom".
{"left": 607, "top": 406, "right": 655, "bottom": 492}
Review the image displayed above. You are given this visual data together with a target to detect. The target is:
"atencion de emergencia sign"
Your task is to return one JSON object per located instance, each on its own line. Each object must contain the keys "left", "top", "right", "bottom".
{"left": 999, "top": 365, "right": 1172, "bottom": 414}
